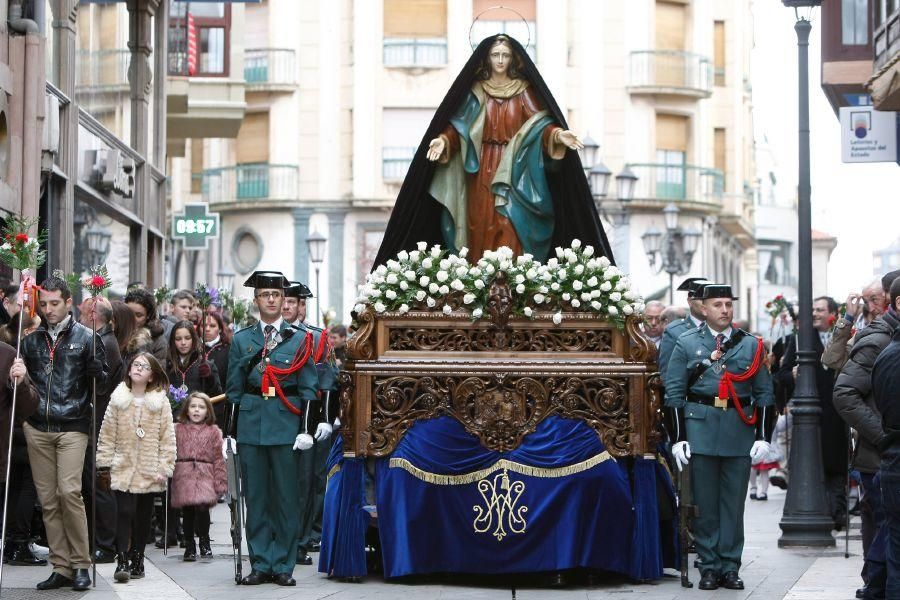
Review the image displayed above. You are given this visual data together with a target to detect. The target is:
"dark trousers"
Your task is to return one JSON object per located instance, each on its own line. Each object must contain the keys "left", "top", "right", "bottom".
{"left": 878, "top": 450, "right": 900, "bottom": 600}
{"left": 297, "top": 436, "right": 329, "bottom": 551}
{"left": 691, "top": 454, "right": 751, "bottom": 575}
{"left": 861, "top": 471, "right": 886, "bottom": 587}
{"left": 182, "top": 506, "right": 210, "bottom": 542}
{"left": 826, "top": 472, "right": 848, "bottom": 522}
{"left": 81, "top": 442, "right": 117, "bottom": 552}
{"left": 114, "top": 491, "right": 154, "bottom": 554}
{"left": 4, "top": 457, "right": 37, "bottom": 543}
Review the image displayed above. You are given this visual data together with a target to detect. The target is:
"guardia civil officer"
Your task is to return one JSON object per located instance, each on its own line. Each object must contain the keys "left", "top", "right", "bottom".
{"left": 658, "top": 278, "right": 709, "bottom": 382}
{"left": 285, "top": 280, "right": 338, "bottom": 565}
{"left": 224, "top": 271, "right": 325, "bottom": 586}
{"left": 664, "top": 284, "right": 775, "bottom": 591}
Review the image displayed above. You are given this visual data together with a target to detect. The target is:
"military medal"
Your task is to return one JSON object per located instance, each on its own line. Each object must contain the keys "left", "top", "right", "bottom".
{"left": 135, "top": 426, "right": 145, "bottom": 439}
{"left": 257, "top": 362, "right": 266, "bottom": 374}
{"left": 710, "top": 349, "right": 723, "bottom": 361}
{"left": 179, "top": 384, "right": 188, "bottom": 393}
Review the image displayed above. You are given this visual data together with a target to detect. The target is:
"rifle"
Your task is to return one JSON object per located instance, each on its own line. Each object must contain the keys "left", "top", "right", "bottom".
{"left": 678, "top": 464, "right": 698, "bottom": 588}
{"left": 225, "top": 437, "right": 244, "bottom": 584}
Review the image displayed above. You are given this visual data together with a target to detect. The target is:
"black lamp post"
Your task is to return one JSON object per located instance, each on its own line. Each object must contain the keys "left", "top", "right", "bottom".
{"left": 641, "top": 203, "right": 701, "bottom": 304}
{"left": 778, "top": 0, "right": 835, "bottom": 548}
{"left": 306, "top": 229, "right": 327, "bottom": 327}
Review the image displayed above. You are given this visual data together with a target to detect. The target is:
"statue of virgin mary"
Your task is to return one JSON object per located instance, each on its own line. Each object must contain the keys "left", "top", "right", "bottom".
{"left": 373, "top": 34, "right": 614, "bottom": 267}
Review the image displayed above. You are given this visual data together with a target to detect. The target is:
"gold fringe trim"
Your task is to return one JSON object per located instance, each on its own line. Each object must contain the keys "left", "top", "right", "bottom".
{"left": 326, "top": 464, "right": 341, "bottom": 482}
{"left": 388, "top": 451, "right": 612, "bottom": 486}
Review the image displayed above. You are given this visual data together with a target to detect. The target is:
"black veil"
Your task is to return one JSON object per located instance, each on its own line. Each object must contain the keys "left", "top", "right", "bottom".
{"left": 371, "top": 34, "right": 614, "bottom": 269}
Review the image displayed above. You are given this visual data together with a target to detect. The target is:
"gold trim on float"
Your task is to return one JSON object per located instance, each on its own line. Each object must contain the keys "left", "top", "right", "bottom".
{"left": 388, "top": 451, "right": 613, "bottom": 486}
{"left": 326, "top": 464, "right": 341, "bottom": 482}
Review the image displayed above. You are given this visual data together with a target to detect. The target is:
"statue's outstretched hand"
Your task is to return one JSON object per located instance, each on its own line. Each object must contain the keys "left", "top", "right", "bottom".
{"left": 426, "top": 137, "right": 445, "bottom": 162}
{"left": 558, "top": 130, "right": 584, "bottom": 151}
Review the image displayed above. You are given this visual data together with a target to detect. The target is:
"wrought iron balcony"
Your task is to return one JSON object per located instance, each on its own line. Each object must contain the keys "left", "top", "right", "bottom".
{"left": 244, "top": 48, "right": 297, "bottom": 91}
{"left": 627, "top": 50, "right": 713, "bottom": 98}
{"left": 201, "top": 164, "right": 299, "bottom": 204}
{"left": 383, "top": 38, "right": 448, "bottom": 68}
{"left": 382, "top": 147, "right": 417, "bottom": 182}
{"left": 625, "top": 163, "right": 724, "bottom": 207}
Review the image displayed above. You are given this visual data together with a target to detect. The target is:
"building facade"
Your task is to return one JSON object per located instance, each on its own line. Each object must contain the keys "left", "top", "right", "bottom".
{"left": 174, "top": 0, "right": 761, "bottom": 324}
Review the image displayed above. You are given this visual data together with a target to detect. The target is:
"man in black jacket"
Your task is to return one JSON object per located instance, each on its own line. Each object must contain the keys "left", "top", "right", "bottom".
{"left": 872, "top": 326, "right": 900, "bottom": 599}
{"left": 20, "top": 277, "right": 108, "bottom": 591}
{"left": 833, "top": 276, "right": 900, "bottom": 599}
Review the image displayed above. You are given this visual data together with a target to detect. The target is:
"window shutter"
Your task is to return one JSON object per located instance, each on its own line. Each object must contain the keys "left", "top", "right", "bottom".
{"left": 656, "top": 114, "right": 689, "bottom": 152}
{"left": 236, "top": 112, "right": 269, "bottom": 164}
{"left": 655, "top": 1, "right": 686, "bottom": 50}
{"left": 384, "top": 0, "right": 447, "bottom": 38}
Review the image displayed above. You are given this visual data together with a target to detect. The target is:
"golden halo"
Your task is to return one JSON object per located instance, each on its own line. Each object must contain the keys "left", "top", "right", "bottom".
{"left": 468, "top": 5, "right": 532, "bottom": 51}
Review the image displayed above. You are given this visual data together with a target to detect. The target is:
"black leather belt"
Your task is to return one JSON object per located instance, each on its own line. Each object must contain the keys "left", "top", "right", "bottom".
{"left": 687, "top": 394, "right": 729, "bottom": 409}
{"left": 244, "top": 387, "right": 299, "bottom": 396}
{"left": 176, "top": 458, "right": 211, "bottom": 464}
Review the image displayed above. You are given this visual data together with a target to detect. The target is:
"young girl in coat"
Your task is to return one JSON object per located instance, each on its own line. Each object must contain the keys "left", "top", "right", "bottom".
{"left": 96, "top": 352, "right": 176, "bottom": 583}
{"left": 170, "top": 392, "right": 227, "bottom": 561}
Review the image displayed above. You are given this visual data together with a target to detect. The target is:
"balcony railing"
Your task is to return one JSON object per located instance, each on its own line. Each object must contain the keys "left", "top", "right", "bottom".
{"left": 383, "top": 38, "right": 448, "bottom": 67}
{"left": 76, "top": 49, "right": 130, "bottom": 91}
{"left": 244, "top": 48, "right": 296, "bottom": 88}
{"left": 382, "top": 147, "right": 417, "bottom": 182}
{"left": 628, "top": 50, "right": 713, "bottom": 98}
{"left": 201, "top": 164, "right": 299, "bottom": 204}
{"left": 875, "top": 8, "right": 900, "bottom": 69}
{"left": 626, "top": 163, "right": 724, "bottom": 205}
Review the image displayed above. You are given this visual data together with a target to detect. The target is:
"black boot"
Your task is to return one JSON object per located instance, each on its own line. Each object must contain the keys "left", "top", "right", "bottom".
{"left": 7, "top": 541, "right": 48, "bottom": 566}
{"left": 129, "top": 549, "right": 145, "bottom": 579}
{"left": 183, "top": 538, "right": 197, "bottom": 562}
{"left": 72, "top": 568, "right": 91, "bottom": 591}
{"left": 199, "top": 537, "right": 212, "bottom": 559}
{"left": 114, "top": 553, "right": 130, "bottom": 583}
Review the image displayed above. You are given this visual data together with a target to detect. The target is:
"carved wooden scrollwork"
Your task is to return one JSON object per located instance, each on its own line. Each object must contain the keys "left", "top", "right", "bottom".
{"left": 387, "top": 327, "right": 613, "bottom": 353}
{"left": 338, "top": 370, "right": 355, "bottom": 447}
{"left": 347, "top": 308, "right": 377, "bottom": 360}
{"left": 646, "top": 373, "right": 664, "bottom": 449}
{"left": 366, "top": 374, "right": 634, "bottom": 457}
{"left": 487, "top": 272, "right": 513, "bottom": 330}
{"left": 625, "top": 315, "right": 656, "bottom": 364}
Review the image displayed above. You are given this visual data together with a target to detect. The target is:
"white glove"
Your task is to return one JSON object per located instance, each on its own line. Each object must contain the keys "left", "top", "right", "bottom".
{"left": 750, "top": 440, "right": 772, "bottom": 464}
{"left": 292, "top": 433, "right": 314, "bottom": 451}
{"left": 222, "top": 436, "right": 237, "bottom": 458}
{"left": 672, "top": 441, "right": 691, "bottom": 472}
{"left": 315, "top": 422, "right": 333, "bottom": 442}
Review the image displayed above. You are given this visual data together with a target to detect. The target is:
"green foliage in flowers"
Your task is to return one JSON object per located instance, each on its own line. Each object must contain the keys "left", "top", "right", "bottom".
{"left": 53, "top": 270, "right": 83, "bottom": 298}
{"left": 81, "top": 264, "right": 112, "bottom": 297}
{"left": 0, "top": 215, "right": 47, "bottom": 272}
{"left": 219, "top": 289, "right": 254, "bottom": 328}
{"left": 354, "top": 241, "right": 645, "bottom": 329}
{"left": 153, "top": 285, "right": 173, "bottom": 307}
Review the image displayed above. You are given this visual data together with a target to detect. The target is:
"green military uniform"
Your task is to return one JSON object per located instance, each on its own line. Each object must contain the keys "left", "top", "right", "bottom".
{"left": 664, "top": 288, "right": 774, "bottom": 583}
{"left": 658, "top": 278, "right": 709, "bottom": 381}
{"left": 225, "top": 272, "right": 323, "bottom": 583}
{"left": 296, "top": 322, "right": 339, "bottom": 560}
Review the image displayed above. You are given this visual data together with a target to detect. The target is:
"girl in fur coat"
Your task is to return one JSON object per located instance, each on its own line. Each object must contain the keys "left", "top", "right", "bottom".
{"left": 171, "top": 392, "right": 227, "bottom": 561}
{"left": 96, "top": 352, "right": 176, "bottom": 583}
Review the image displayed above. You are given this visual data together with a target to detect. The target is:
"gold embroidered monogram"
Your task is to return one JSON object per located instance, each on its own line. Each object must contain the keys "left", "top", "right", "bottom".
{"left": 473, "top": 469, "right": 527, "bottom": 541}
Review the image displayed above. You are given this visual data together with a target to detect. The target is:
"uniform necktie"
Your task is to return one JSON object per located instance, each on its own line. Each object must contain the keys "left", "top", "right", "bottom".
{"left": 715, "top": 333, "right": 725, "bottom": 353}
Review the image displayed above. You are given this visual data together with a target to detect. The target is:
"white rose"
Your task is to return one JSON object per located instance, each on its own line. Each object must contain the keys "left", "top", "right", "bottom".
{"left": 439, "top": 259, "right": 451, "bottom": 271}
{"left": 591, "top": 289, "right": 601, "bottom": 299}
{"left": 456, "top": 267, "right": 468, "bottom": 278}
{"left": 623, "top": 304, "right": 634, "bottom": 315}
{"left": 386, "top": 274, "right": 398, "bottom": 285}
{"left": 400, "top": 281, "right": 409, "bottom": 291}
{"left": 417, "top": 241, "right": 427, "bottom": 251}
{"left": 539, "top": 286, "right": 548, "bottom": 294}
{"left": 526, "top": 268, "right": 537, "bottom": 280}
{"left": 558, "top": 269, "right": 567, "bottom": 281}
{"left": 375, "top": 265, "right": 387, "bottom": 276}
{"left": 472, "top": 307, "right": 483, "bottom": 318}
{"left": 572, "top": 280, "right": 583, "bottom": 291}
{"left": 385, "top": 289, "right": 397, "bottom": 300}
{"left": 485, "top": 264, "right": 496, "bottom": 275}
{"left": 415, "top": 290, "right": 426, "bottom": 301}
{"left": 451, "top": 279, "right": 465, "bottom": 291}
{"left": 563, "top": 248, "right": 574, "bottom": 260}
{"left": 515, "top": 274, "right": 525, "bottom": 284}
{"left": 574, "top": 264, "right": 584, "bottom": 275}
{"left": 374, "top": 301, "right": 386, "bottom": 313}
{"left": 524, "top": 306, "right": 533, "bottom": 317}
{"left": 426, "top": 297, "right": 436, "bottom": 307}
{"left": 436, "top": 271, "right": 449, "bottom": 283}
{"left": 555, "top": 247, "right": 564, "bottom": 259}
{"left": 397, "top": 250, "right": 409, "bottom": 261}
{"left": 463, "top": 293, "right": 476, "bottom": 304}
{"left": 591, "top": 301, "right": 602, "bottom": 311}
{"left": 598, "top": 256, "right": 611, "bottom": 268}
{"left": 386, "top": 259, "right": 401, "bottom": 271}
{"left": 369, "top": 289, "right": 382, "bottom": 298}
{"left": 474, "top": 279, "right": 485, "bottom": 289}
{"left": 423, "top": 258, "right": 433, "bottom": 269}
{"left": 552, "top": 311, "right": 562, "bottom": 325}
{"left": 548, "top": 258, "right": 559, "bottom": 268}
{"left": 600, "top": 281, "right": 612, "bottom": 292}
{"left": 410, "top": 250, "right": 421, "bottom": 261}
{"left": 583, "top": 245, "right": 594, "bottom": 257}
{"left": 500, "top": 260, "right": 513, "bottom": 271}
{"left": 439, "top": 285, "right": 449, "bottom": 295}
{"left": 562, "top": 293, "right": 571, "bottom": 301}
{"left": 469, "top": 267, "right": 482, "bottom": 277}
{"left": 571, "top": 299, "right": 581, "bottom": 308}
{"left": 534, "top": 293, "right": 545, "bottom": 304}
{"left": 610, "top": 292, "right": 622, "bottom": 302}
{"left": 516, "top": 284, "right": 525, "bottom": 293}
{"left": 354, "top": 303, "right": 366, "bottom": 313}
{"left": 571, "top": 238, "right": 581, "bottom": 249}
{"left": 608, "top": 306, "right": 619, "bottom": 316}
{"left": 581, "top": 293, "right": 591, "bottom": 302}
{"left": 431, "top": 246, "right": 441, "bottom": 257}
{"left": 420, "top": 276, "right": 430, "bottom": 287}
{"left": 542, "top": 271, "right": 553, "bottom": 282}
{"left": 624, "top": 290, "right": 637, "bottom": 301}
{"left": 587, "top": 276, "right": 599, "bottom": 287}
{"left": 615, "top": 280, "right": 627, "bottom": 291}
{"left": 399, "top": 303, "right": 409, "bottom": 313}
{"left": 442, "top": 304, "right": 452, "bottom": 315}
{"left": 429, "top": 283, "right": 439, "bottom": 294}
{"left": 550, "top": 282, "right": 560, "bottom": 291}
{"left": 459, "top": 247, "right": 469, "bottom": 258}
{"left": 603, "top": 270, "right": 616, "bottom": 281}
{"left": 567, "top": 254, "right": 578, "bottom": 265}
{"left": 404, "top": 270, "right": 416, "bottom": 281}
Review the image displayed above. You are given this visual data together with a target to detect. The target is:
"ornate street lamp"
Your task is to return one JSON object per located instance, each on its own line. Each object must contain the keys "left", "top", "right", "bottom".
{"left": 306, "top": 229, "right": 327, "bottom": 327}
{"left": 778, "top": 0, "right": 834, "bottom": 549}
{"left": 642, "top": 203, "right": 699, "bottom": 304}
{"left": 615, "top": 166, "right": 638, "bottom": 203}
{"left": 579, "top": 134, "right": 599, "bottom": 176}
{"left": 589, "top": 161, "right": 612, "bottom": 199}
{"left": 84, "top": 223, "right": 111, "bottom": 267}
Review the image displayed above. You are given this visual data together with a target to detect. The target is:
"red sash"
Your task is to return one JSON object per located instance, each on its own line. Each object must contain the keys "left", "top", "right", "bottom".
{"left": 717, "top": 336, "right": 766, "bottom": 426}
{"left": 260, "top": 331, "right": 314, "bottom": 416}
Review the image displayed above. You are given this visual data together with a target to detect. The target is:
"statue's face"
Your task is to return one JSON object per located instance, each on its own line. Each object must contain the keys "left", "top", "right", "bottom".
{"left": 489, "top": 42, "right": 513, "bottom": 76}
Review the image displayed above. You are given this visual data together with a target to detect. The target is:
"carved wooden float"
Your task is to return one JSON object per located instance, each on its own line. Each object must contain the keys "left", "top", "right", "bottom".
{"left": 341, "top": 292, "right": 661, "bottom": 460}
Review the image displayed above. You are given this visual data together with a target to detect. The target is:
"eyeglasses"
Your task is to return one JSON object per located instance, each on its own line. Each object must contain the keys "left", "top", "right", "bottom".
{"left": 132, "top": 361, "right": 151, "bottom": 372}
{"left": 256, "top": 292, "right": 283, "bottom": 300}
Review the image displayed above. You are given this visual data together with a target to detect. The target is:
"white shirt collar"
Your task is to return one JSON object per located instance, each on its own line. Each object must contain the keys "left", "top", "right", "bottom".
{"left": 291, "top": 319, "right": 302, "bottom": 328}
{"left": 688, "top": 314, "right": 704, "bottom": 328}
{"left": 48, "top": 315, "right": 72, "bottom": 341}
{"left": 707, "top": 325, "right": 733, "bottom": 340}
{"left": 205, "top": 335, "right": 220, "bottom": 347}
{"left": 260, "top": 317, "right": 283, "bottom": 334}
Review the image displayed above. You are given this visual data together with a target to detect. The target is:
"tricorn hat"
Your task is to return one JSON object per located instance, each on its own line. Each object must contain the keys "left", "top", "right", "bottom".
{"left": 678, "top": 277, "right": 710, "bottom": 299}
{"left": 243, "top": 271, "right": 289, "bottom": 290}
{"left": 701, "top": 284, "right": 738, "bottom": 301}
{"left": 284, "top": 280, "right": 313, "bottom": 299}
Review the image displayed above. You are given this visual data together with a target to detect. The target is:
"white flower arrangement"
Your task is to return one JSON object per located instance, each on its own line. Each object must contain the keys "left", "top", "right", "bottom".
{"left": 354, "top": 241, "right": 645, "bottom": 328}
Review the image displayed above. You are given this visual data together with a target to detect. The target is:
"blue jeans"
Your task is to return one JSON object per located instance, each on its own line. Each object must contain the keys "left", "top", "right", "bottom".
{"left": 878, "top": 450, "right": 900, "bottom": 600}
